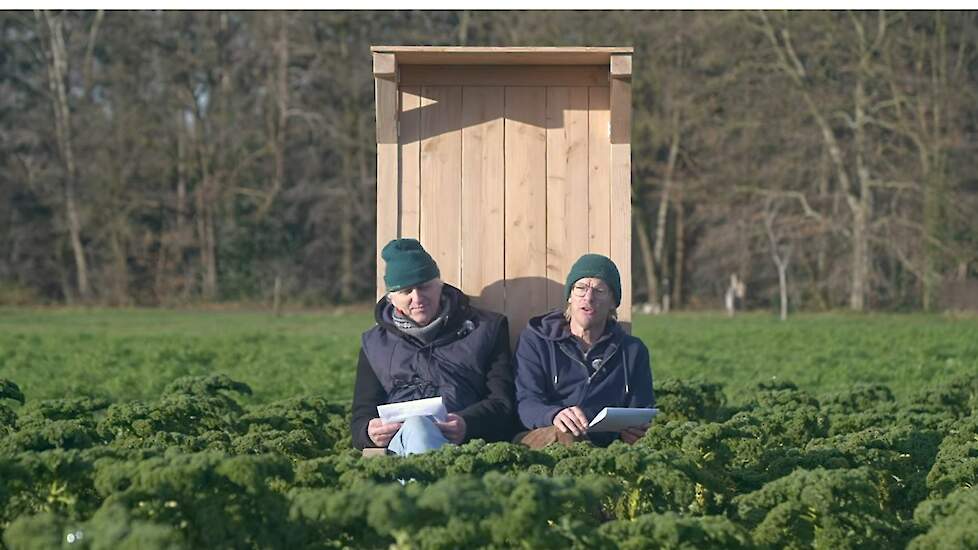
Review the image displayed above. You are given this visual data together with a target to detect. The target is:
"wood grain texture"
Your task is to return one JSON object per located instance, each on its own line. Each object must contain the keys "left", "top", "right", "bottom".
{"left": 372, "top": 52, "right": 396, "bottom": 77}
{"left": 376, "top": 143, "right": 398, "bottom": 299}
{"left": 420, "top": 86, "right": 463, "bottom": 288}
{"left": 399, "top": 86, "right": 422, "bottom": 238}
{"left": 505, "top": 86, "right": 548, "bottom": 343}
{"left": 610, "top": 76, "right": 632, "bottom": 145}
{"left": 546, "top": 86, "right": 590, "bottom": 310}
{"left": 610, "top": 54, "right": 632, "bottom": 79}
{"left": 610, "top": 142, "right": 632, "bottom": 328}
{"left": 609, "top": 75, "right": 633, "bottom": 328}
{"left": 371, "top": 46, "right": 633, "bottom": 66}
{"left": 400, "top": 65, "right": 608, "bottom": 87}
{"left": 588, "top": 86, "right": 611, "bottom": 257}
{"left": 461, "top": 86, "right": 505, "bottom": 314}
{"left": 375, "top": 77, "right": 398, "bottom": 144}
{"left": 374, "top": 71, "right": 400, "bottom": 298}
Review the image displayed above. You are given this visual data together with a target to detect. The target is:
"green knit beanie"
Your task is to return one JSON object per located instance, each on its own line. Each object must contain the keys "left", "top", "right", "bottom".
{"left": 564, "top": 253, "right": 622, "bottom": 306}
{"left": 382, "top": 238, "right": 440, "bottom": 292}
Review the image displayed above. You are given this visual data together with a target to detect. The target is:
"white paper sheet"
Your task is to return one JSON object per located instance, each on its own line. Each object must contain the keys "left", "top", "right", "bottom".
{"left": 587, "top": 407, "right": 659, "bottom": 433}
{"left": 377, "top": 396, "right": 448, "bottom": 423}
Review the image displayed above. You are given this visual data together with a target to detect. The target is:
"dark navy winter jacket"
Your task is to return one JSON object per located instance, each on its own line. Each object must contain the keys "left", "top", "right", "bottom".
{"left": 350, "top": 285, "right": 516, "bottom": 450}
{"left": 514, "top": 309, "right": 655, "bottom": 445}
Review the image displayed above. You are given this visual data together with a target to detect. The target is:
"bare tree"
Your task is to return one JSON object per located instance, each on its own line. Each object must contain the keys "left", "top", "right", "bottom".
{"left": 758, "top": 11, "right": 891, "bottom": 312}
{"left": 35, "top": 10, "right": 92, "bottom": 301}
{"left": 762, "top": 198, "right": 793, "bottom": 321}
{"left": 257, "top": 12, "right": 290, "bottom": 219}
{"left": 1, "top": 11, "right": 975, "bottom": 308}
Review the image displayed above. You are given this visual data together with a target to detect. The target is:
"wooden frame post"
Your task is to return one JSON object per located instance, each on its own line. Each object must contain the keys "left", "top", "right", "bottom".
{"left": 373, "top": 52, "right": 398, "bottom": 299}
{"left": 609, "top": 53, "right": 632, "bottom": 326}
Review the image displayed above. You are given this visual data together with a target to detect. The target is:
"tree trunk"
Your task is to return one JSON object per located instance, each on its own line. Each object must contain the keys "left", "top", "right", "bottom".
{"left": 39, "top": 11, "right": 92, "bottom": 301}
{"left": 56, "top": 239, "right": 74, "bottom": 304}
{"left": 339, "top": 191, "right": 355, "bottom": 303}
{"left": 653, "top": 120, "right": 680, "bottom": 274}
{"left": 634, "top": 208, "right": 658, "bottom": 305}
{"left": 457, "top": 10, "right": 471, "bottom": 45}
{"left": 177, "top": 111, "right": 188, "bottom": 235}
{"left": 849, "top": 204, "right": 868, "bottom": 311}
{"left": 258, "top": 13, "right": 288, "bottom": 219}
{"left": 154, "top": 230, "right": 167, "bottom": 303}
{"left": 764, "top": 202, "right": 790, "bottom": 321}
{"left": 81, "top": 10, "right": 104, "bottom": 97}
{"left": 273, "top": 275, "right": 282, "bottom": 316}
{"left": 777, "top": 262, "right": 788, "bottom": 321}
{"left": 761, "top": 12, "right": 873, "bottom": 312}
{"left": 196, "top": 183, "right": 218, "bottom": 301}
{"left": 922, "top": 167, "right": 945, "bottom": 311}
{"left": 922, "top": 12, "right": 949, "bottom": 311}
{"left": 203, "top": 202, "right": 218, "bottom": 300}
{"left": 176, "top": 110, "right": 196, "bottom": 298}
{"left": 672, "top": 187, "right": 685, "bottom": 308}
{"left": 850, "top": 37, "right": 872, "bottom": 313}
{"left": 109, "top": 225, "right": 129, "bottom": 306}
{"left": 339, "top": 134, "right": 356, "bottom": 302}
{"left": 815, "top": 150, "right": 830, "bottom": 309}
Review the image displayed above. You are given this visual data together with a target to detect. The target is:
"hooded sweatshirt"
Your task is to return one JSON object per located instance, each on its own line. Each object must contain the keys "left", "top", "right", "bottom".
{"left": 349, "top": 284, "right": 516, "bottom": 450}
{"left": 514, "top": 309, "right": 655, "bottom": 446}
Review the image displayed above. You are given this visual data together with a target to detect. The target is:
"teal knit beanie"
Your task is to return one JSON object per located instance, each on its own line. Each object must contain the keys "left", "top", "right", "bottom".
{"left": 382, "top": 238, "right": 440, "bottom": 292}
{"left": 564, "top": 254, "right": 622, "bottom": 306}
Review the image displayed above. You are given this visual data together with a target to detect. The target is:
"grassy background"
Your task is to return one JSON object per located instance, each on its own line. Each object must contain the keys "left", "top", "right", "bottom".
{"left": 1, "top": 308, "right": 976, "bottom": 406}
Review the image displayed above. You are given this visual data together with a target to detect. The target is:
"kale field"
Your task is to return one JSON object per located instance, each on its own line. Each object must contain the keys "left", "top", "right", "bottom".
{"left": 2, "top": 308, "right": 977, "bottom": 548}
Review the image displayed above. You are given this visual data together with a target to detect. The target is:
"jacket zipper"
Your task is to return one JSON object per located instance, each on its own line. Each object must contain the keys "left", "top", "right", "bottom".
{"left": 558, "top": 340, "right": 622, "bottom": 407}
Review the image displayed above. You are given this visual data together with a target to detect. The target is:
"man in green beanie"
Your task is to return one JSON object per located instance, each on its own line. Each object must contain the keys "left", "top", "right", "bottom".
{"left": 350, "top": 238, "right": 516, "bottom": 455}
{"left": 513, "top": 253, "right": 655, "bottom": 449}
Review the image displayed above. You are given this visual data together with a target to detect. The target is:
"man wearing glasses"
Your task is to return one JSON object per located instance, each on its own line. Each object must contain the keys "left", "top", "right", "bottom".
{"left": 350, "top": 238, "right": 515, "bottom": 455}
{"left": 514, "top": 254, "right": 655, "bottom": 448}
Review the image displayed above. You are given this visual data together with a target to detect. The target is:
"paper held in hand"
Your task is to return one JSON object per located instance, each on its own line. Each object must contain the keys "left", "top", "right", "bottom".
{"left": 587, "top": 407, "right": 659, "bottom": 433}
{"left": 377, "top": 396, "right": 448, "bottom": 423}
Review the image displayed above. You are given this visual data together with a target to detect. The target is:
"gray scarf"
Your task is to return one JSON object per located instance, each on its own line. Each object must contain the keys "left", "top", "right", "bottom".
{"left": 391, "top": 299, "right": 451, "bottom": 344}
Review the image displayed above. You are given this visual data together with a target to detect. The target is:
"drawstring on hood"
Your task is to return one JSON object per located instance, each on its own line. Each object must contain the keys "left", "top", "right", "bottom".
{"left": 624, "top": 349, "right": 630, "bottom": 397}
{"left": 549, "top": 340, "right": 558, "bottom": 386}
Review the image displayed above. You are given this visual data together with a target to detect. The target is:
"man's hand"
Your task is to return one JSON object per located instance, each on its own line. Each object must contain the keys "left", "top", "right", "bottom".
{"left": 620, "top": 424, "right": 649, "bottom": 445}
{"left": 553, "top": 406, "right": 589, "bottom": 436}
{"left": 367, "top": 417, "right": 402, "bottom": 448}
{"left": 435, "top": 413, "right": 466, "bottom": 444}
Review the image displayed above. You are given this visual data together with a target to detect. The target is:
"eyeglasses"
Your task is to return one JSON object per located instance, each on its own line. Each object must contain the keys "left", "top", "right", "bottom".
{"left": 571, "top": 283, "right": 609, "bottom": 298}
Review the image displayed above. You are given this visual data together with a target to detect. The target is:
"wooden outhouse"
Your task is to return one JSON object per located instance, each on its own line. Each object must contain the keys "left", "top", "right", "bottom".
{"left": 372, "top": 46, "right": 633, "bottom": 341}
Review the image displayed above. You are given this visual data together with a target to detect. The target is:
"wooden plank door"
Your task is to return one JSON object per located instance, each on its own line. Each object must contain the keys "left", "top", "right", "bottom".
{"left": 392, "top": 71, "right": 619, "bottom": 343}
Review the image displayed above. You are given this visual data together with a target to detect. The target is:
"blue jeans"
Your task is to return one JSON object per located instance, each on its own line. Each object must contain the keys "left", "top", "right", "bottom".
{"left": 388, "top": 416, "right": 450, "bottom": 456}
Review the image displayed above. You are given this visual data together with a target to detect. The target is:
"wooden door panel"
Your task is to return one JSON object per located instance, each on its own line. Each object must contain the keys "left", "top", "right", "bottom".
{"left": 588, "top": 86, "right": 611, "bottom": 257}
{"left": 399, "top": 87, "right": 422, "bottom": 239}
{"left": 546, "top": 86, "right": 591, "bottom": 311}
{"left": 504, "top": 86, "right": 548, "bottom": 343}
{"left": 461, "top": 86, "right": 505, "bottom": 313}
{"left": 419, "top": 86, "right": 463, "bottom": 287}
